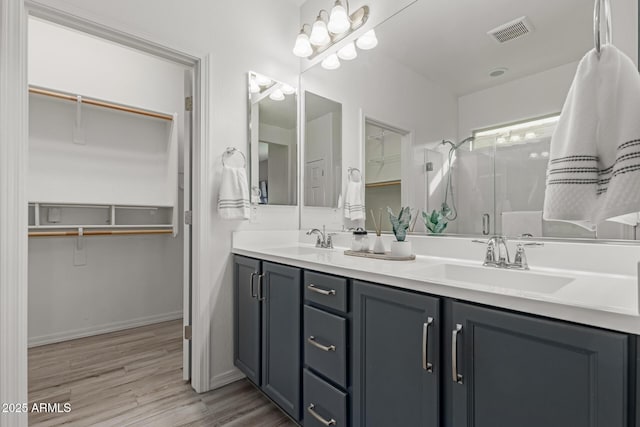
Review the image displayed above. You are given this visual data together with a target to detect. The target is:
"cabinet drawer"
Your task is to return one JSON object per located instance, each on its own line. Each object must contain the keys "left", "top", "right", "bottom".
{"left": 304, "top": 305, "right": 347, "bottom": 388}
{"left": 304, "top": 270, "right": 348, "bottom": 313}
{"left": 303, "top": 369, "right": 347, "bottom": 427}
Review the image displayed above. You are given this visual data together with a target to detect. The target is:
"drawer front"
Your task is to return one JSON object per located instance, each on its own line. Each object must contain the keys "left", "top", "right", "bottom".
{"left": 304, "top": 305, "right": 347, "bottom": 387}
{"left": 304, "top": 270, "right": 348, "bottom": 313}
{"left": 303, "top": 369, "right": 347, "bottom": 427}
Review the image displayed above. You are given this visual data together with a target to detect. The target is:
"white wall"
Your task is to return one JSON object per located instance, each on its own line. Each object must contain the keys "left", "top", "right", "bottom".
{"left": 29, "top": 0, "right": 301, "bottom": 390}
{"left": 27, "top": 18, "right": 185, "bottom": 346}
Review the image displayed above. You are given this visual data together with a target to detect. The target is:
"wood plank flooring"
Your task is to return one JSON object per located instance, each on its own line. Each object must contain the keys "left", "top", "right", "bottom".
{"left": 28, "top": 319, "right": 296, "bottom": 426}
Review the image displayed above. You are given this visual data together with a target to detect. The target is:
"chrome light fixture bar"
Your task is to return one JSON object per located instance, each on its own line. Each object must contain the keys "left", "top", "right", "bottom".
{"left": 293, "top": 0, "right": 370, "bottom": 61}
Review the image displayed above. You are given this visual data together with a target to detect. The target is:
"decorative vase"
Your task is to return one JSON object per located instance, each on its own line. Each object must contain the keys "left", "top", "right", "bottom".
{"left": 390, "top": 240, "right": 412, "bottom": 257}
{"left": 373, "top": 236, "right": 386, "bottom": 254}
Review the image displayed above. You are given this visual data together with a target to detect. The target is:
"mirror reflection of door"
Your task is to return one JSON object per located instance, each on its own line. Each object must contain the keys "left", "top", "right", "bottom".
{"left": 364, "top": 121, "right": 404, "bottom": 232}
{"left": 304, "top": 91, "right": 342, "bottom": 208}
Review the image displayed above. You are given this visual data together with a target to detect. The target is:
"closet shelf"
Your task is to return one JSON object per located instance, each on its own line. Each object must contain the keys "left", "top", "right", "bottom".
{"left": 29, "top": 229, "right": 173, "bottom": 238}
{"left": 29, "top": 86, "right": 174, "bottom": 121}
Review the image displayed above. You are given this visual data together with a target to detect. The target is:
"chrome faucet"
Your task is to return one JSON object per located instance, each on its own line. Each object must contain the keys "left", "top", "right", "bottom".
{"left": 306, "top": 225, "right": 336, "bottom": 249}
{"left": 473, "top": 236, "right": 543, "bottom": 270}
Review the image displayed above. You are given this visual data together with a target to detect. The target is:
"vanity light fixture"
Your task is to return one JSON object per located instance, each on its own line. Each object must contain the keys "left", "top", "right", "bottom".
{"left": 328, "top": 0, "right": 351, "bottom": 34}
{"left": 337, "top": 41, "right": 358, "bottom": 60}
{"left": 293, "top": 25, "right": 314, "bottom": 58}
{"left": 249, "top": 79, "right": 261, "bottom": 94}
{"left": 255, "top": 74, "right": 273, "bottom": 87}
{"left": 355, "top": 29, "right": 378, "bottom": 50}
{"left": 293, "top": 0, "right": 371, "bottom": 61}
{"left": 321, "top": 53, "right": 341, "bottom": 70}
{"left": 281, "top": 84, "right": 296, "bottom": 95}
{"left": 525, "top": 132, "right": 536, "bottom": 139}
{"left": 269, "top": 88, "right": 285, "bottom": 101}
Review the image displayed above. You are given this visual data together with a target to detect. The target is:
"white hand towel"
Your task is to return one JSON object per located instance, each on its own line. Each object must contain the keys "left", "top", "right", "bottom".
{"left": 543, "top": 45, "right": 640, "bottom": 229}
{"left": 344, "top": 175, "right": 364, "bottom": 220}
{"left": 501, "top": 211, "right": 542, "bottom": 237}
{"left": 218, "top": 165, "right": 250, "bottom": 220}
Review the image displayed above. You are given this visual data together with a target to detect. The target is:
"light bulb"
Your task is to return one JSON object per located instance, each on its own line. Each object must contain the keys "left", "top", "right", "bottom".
{"left": 356, "top": 29, "right": 378, "bottom": 50}
{"left": 529, "top": 152, "right": 539, "bottom": 159}
{"left": 310, "top": 17, "right": 331, "bottom": 46}
{"left": 249, "top": 79, "right": 260, "bottom": 94}
{"left": 292, "top": 32, "right": 313, "bottom": 58}
{"left": 269, "top": 89, "right": 285, "bottom": 101}
{"left": 510, "top": 135, "right": 521, "bottom": 142}
{"left": 541, "top": 151, "right": 550, "bottom": 158}
{"left": 255, "top": 74, "right": 272, "bottom": 86}
{"left": 525, "top": 132, "right": 536, "bottom": 139}
{"left": 281, "top": 84, "right": 296, "bottom": 95}
{"left": 328, "top": 2, "right": 350, "bottom": 34}
{"left": 321, "top": 53, "right": 341, "bottom": 70}
{"left": 496, "top": 137, "right": 506, "bottom": 144}
{"left": 337, "top": 42, "right": 357, "bottom": 60}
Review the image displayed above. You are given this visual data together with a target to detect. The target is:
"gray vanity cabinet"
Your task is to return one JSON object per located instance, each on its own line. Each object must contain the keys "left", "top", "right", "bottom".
{"left": 447, "top": 301, "right": 629, "bottom": 427}
{"left": 233, "top": 255, "right": 261, "bottom": 385}
{"left": 233, "top": 256, "right": 302, "bottom": 421}
{"left": 352, "top": 280, "right": 441, "bottom": 427}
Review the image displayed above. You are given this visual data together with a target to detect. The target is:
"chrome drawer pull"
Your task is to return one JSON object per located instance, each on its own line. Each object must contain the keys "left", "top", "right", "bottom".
{"left": 422, "top": 317, "right": 433, "bottom": 372}
{"left": 307, "top": 284, "right": 336, "bottom": 296}
{"left": 307, "top": 404, "right": 336, "bottom": 426}
{"left": 307, "top": 336, "right": 336, "bottom": 352}
{"left": 452, "top": 323, "right": 463, "bottom": 384}
{"left": 257, "top": 274, "right": 265, "bottom": 302}
{"left": 250, "top": 272, "right": 258, "bottom": 298}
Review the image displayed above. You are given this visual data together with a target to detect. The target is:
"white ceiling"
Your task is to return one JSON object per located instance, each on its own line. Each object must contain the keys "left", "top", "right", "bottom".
{"left": 376, "top": 0, "right": 593, "bottom": 95}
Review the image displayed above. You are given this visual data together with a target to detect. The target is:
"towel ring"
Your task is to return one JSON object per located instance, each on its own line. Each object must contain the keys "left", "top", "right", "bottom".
{"left": 594, "top": 0, "right": 612, "bottom": 58}
{"left": 348, "top": 167, "right": 361, "bottom": 182}
{"left": 222, "top": 147, "right": 247, "bottom": 167}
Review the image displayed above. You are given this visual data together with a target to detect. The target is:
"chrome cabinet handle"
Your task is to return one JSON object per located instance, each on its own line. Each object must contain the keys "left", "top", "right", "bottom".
{"left": 250, "top": 272, "right": 258, "bottom": 298}
{"left": 482, "top": 213, "right": 490, "bottom": 235}
{"left": 307, "top": 404, "right": 336, "bottom": 426}
{"left": 422, "top": 317, "right": 434, "bottom": 372}
{"left": 307, "top": 336, "right": 336, "bottom": 352}
{"left": 257, "top": 274, "right": 265, "bottom": 301}
{"left": 307, "top": 284, "right": 336, "bottom": 296}
{"left": 452, "top": 324, "right": 463, "bottom": 384}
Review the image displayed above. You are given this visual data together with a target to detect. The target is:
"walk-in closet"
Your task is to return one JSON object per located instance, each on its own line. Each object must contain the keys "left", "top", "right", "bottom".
{"left": 26, "top": 17, "right": 191, "bottom": 423}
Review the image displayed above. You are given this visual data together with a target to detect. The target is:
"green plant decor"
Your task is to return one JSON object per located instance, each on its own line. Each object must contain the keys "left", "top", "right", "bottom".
{"left": 422, "top": 210, "right": 449, "bottom": 234}
{"left": 387, "top": 206, "right": 412, "bottom": 242}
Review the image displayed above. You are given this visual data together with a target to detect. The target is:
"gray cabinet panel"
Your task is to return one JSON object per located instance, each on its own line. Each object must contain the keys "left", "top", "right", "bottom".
{"left": 233, "top": 255, "right": 261, "bottom": 385}
{"left": 449, "top": 301, "right": 629, "bottom": 427}
{"left": 262, "top": 262, "right": 302, "bottom": 421}
{"left": 303, "top": 369, "right": 348, "bottom": 427}
{"left": 304, "top": 270, "right": 348, "bottom": 313}
{"left": 304, "top": 305, "right": 347, "bottom": 388}
{"left": 352, "top": 280, "right": 440, "bottom": 427}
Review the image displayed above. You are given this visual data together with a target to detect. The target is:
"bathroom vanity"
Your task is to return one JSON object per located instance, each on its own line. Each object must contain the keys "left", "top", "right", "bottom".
{"left": 232, "top": 232, "right": 640, "bottom": 427}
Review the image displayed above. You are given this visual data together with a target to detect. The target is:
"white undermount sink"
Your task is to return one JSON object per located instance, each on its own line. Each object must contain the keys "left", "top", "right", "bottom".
{"left": 413, "top": 263, "right": 574, "bottom": 294}
{"left": 264, "top": 246, "right": 329, "bottom": 256}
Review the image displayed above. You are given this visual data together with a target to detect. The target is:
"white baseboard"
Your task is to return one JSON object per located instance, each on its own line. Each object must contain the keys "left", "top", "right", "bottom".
{"left": 28, "top": 311, "right": 183, "bottom": 347}
{"left": 210, "top": 368, "right": 246, "bottom": 391}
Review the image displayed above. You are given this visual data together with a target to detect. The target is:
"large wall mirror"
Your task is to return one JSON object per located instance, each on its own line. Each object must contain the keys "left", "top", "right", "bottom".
{"left": 248, "top": 71, "right": 297, "bottom": 205}
{"left": 299, "top": 0, "right": 640, "bottom": 241}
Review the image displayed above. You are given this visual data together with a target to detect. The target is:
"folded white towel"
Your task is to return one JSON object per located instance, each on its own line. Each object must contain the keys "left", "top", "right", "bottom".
{"left": 543, "top": 45, "right": 640, "bottom": 229}
{"left": 344, "top": 174, "right": 364, "bottom": 220}
{"left": 501, "top": 211, "right": 543, "bottom": 237}
{"left": 218, "top": 165, "right": 250, "bottom": 220}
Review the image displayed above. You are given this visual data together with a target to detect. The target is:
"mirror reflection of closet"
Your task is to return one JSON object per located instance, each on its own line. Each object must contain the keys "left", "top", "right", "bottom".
{"left": 303, "top": 91, "right": 342, "bottom": 208}
{"left": 364, "top": 121, "right": 404, "bottom": 232}
{"left": 247, "top": 71, "right": 298, "bottom": 206}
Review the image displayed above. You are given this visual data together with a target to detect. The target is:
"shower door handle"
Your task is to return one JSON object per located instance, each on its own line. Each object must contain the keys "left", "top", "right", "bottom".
{"left": 482, "top": 213, "right": 490, "bottom": 235}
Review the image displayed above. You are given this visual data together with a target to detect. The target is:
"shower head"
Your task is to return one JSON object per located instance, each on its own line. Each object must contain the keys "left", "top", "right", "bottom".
{"left": 441, "top": 136, "right": 474, "bottom": 151}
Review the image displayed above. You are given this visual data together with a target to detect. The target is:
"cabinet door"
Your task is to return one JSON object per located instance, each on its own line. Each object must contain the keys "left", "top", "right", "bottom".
{"left": 353, "top": 280, "right": 440, "bottom": 427}
{"left": 261, "top": 262, "right": 302, "bottom": 421}
{"left": 233, "top": 255, "right": 261, "bottom": 385}
{"left": 448, "top": 301, "right": 629, "bottom": 427}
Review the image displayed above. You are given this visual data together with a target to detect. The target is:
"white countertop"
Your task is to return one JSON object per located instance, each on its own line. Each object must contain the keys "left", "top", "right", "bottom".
{"left": 232, "top": 231, "right": 640, "bottom": 334}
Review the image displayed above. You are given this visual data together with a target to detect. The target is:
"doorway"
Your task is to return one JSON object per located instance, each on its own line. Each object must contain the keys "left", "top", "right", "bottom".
{"left": 24, "top": 12, "right": 197, "bottom": 417}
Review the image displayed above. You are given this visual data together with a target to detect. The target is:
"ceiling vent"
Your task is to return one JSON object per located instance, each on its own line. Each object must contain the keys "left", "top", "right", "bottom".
{"left": 487, "top": 16, "right": 534, "bottom": 44}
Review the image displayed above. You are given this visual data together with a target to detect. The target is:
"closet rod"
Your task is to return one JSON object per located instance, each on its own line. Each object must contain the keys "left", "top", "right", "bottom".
{"left": 29, "top": 87, "right": 174, "bottom": 121}
{"left": 365, "top": 180, "right": 401, "bottom": 188}
{"left": 29, "top": 229, "right": 173, "bottom": 238}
